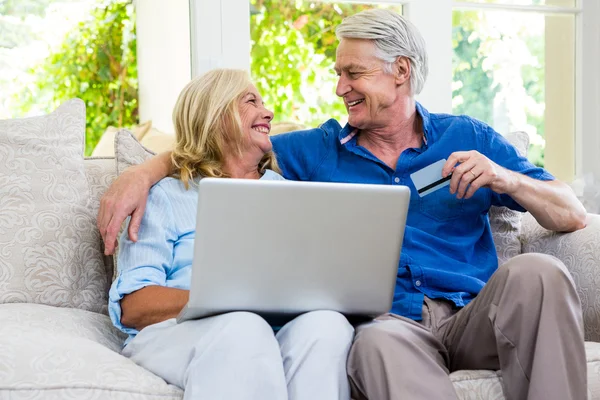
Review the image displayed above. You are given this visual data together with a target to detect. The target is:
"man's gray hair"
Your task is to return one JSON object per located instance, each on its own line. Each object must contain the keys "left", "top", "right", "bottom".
{"left": 335, "top": 9, "right": 428, "bottom": 95}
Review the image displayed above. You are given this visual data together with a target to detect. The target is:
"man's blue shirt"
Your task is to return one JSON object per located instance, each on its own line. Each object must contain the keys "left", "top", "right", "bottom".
{"left": 271, "top": 103, "right": 554, "bottom": 321}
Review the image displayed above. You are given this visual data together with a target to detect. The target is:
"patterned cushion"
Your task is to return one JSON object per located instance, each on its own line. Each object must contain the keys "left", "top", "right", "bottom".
{"left": 0, "top": 303, "right": 182, "bottom": 399}
{"left": 522, "top": 212, "right": 600, "bottom": 342}
{"left": 0, "top": 99, "right": 108, "bottom": 314}
{"left": 115, "top": 129, "right": 155, "bottom": 175}
{"left": 450, "top": 341, "right": 600, "bottom": 399}
{"left": 84, "top": 157, "right": 118, "bottom": 285}
{"left": 488, "top": 131, "right": 529, "bottom": 265}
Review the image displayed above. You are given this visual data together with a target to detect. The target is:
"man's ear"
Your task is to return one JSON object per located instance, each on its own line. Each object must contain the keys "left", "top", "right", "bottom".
{"left": 394, "top": 57, "right": 411, "bottom": 87}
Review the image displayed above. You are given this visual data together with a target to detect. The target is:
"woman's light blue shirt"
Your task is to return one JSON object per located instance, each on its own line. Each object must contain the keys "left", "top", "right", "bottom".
{"left": 108, "top": 170, "right": 286, "bottom": 342}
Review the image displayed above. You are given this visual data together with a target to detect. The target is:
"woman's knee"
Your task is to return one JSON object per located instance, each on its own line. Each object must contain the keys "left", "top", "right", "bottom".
{"left": 280, "top": 310, "right": 354, "bottom": 352}
{"left": 207, "top": 311, "right": 279, "bottom": 354}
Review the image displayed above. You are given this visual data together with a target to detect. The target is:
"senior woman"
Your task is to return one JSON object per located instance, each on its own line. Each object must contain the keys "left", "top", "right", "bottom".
{"left": 108, "top": 69, "right": 354, "bottom": 400}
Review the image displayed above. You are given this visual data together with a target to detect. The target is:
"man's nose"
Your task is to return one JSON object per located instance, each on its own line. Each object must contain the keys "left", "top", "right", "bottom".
{"left": 336, "top": 75, "right": 350, "bottom": 98}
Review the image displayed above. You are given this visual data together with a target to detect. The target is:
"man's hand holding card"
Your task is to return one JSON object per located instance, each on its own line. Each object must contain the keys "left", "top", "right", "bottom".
{"left": 410, "top": 151, "right": 518, "bottom": 200}
{"left": 441, "top": 150, "right": 517, "bottom": 199}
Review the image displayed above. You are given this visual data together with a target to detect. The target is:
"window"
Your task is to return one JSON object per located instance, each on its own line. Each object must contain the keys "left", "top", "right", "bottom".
{"left": 1, "top": 0, "right": 139, "bottom": 155}
{"left": 2, "top": 0, "right": 192, "bottom": 155}
{"left": 192, "top": 0, "right": 600, "bottom": 181}
{"left": 452, "top": 8, "right": 575, "bottom": 170}
{"left": 249, "top": 1, "right": 402, "bottom": 128}
{"left": 450, "top": 0, "right": 580, "bottom": 181}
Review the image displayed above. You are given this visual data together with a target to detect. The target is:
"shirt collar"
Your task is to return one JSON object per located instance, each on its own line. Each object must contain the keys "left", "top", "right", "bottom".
{"left": 416, "top": 102, "right": 430, "bottom": 148}
{"left": 338, "top": 102, "right": 432, "bottom": 148}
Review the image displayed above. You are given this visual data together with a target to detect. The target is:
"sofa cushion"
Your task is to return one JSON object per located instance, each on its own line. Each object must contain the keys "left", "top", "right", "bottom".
{"left": 0, "top": 99, "right": 108, "bottom": 314}
{"left": 84, "top": 157, "right": 118, "bottom": 282}
{"left": 91, "top": 121, "right": 152, "bottom": 157}
{"left": 271, "top": 121, "right": 306, "bottom": 135}
{"left": 0, "top": 303, "right": 183, "bottom": 400}
{"left": 450, "top": 341, "right": 600, "bottom": 399}
{"left": 138, "top": 127, "right": 175, "bottom": 154}
{"left": 488, "top": 130, "right": 530, "bottom": 265}
{"left": 115, "top": 129, "right": 155, "bottom": 175}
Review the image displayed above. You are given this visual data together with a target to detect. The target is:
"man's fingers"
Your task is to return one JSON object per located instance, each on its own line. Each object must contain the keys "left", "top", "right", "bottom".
{"left": 97, "top": 199, "right": 105, "bottom": 232}
{"left": 97, "top": 197, "right": 112, "bottom": 242}
{"left": 442, "top": 151, "right": 472, "bottom": 177}
{"left": 457, "top": 166, "right": 483, "bottom": 198}
{"left": 464, "top": 175, "right": 486, "bottom": 199}
{"left": 103, "top": 210, "right": 128, "bottom": 255}
{"left": 129, "top": 204, "right": 146, "bottom": 243}
{"left": 450, "top": 159, "right": 477, "bottom": 194}
{"left": 103, "top": 221, "right": 117, "bottom": 255}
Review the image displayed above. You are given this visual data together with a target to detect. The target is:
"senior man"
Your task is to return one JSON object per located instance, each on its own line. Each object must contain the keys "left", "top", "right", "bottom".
{"left": 98, "top": 9, "right": 588, "bottom": 400}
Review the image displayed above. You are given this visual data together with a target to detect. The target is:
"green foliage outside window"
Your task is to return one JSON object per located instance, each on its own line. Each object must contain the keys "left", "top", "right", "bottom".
{"left": 249, "top": 0, "right": 401, "bottom": 128}
{"left": 451, "top": 10, "right": 546, "bottom": 167}
{"left": 452, "top": 11, "right": 499, "bottom": 125}
{"left": 12, "top": 0, "right": 137, "bottom": 156}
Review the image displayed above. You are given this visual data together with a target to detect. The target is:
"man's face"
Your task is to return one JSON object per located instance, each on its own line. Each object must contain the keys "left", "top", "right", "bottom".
{"left": 334, "top": 38, "right": 403, "bottom": 130}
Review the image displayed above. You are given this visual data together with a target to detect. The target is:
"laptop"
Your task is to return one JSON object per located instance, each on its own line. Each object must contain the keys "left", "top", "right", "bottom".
{"left": 177, "top": 178, "right": 410, "bottom": 323}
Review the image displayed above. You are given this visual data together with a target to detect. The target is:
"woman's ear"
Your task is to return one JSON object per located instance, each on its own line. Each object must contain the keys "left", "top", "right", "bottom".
{"left": 395, "top": 57, "right": 411, "bottom": 87}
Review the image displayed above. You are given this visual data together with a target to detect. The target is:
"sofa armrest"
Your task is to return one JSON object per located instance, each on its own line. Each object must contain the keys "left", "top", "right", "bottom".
{"left": 521, "top": 213, "right": 600, "bottom": 341}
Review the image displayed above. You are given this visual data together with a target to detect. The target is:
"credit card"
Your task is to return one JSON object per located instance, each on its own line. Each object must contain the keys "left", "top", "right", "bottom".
{"left": 410, "top": 159, "right": 452, "bottom": 197}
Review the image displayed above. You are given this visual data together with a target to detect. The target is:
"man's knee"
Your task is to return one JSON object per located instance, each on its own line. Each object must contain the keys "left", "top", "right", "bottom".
{"left": 350, "top": 319, "right": 428, "bottom": 364}
{"left": 503, "top": 253, "right": 575, "bottom": 290}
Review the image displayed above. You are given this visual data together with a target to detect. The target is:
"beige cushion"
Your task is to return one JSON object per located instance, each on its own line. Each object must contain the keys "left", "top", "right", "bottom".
{"left": 0, "top": 303, "right": 183, "bottom": 399}
{"left": 91, "top": 121, "right": 152, "bottom": 157}
{"left": 0, "top": 99, "right": 108, "bottom": 314}
{"left": 139, "top": 127, "right": 175, "bottom": 154}
{"left": 271, "top": 122, "right": 306, "bottom": 135}
{"left": 488, "top": 131, "right": 529, "bottom": 265}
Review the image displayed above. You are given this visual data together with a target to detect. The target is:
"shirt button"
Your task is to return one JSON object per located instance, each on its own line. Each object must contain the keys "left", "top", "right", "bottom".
{"left": 394, "top": 177, "right": 400, "bottom": 183}
{"left": 415, "top": 280, "right": 422, "bottom": 287}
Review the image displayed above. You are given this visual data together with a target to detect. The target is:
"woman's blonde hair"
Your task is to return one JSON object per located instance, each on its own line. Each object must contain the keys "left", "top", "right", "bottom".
{"left": 171, "top": 69, "right": 280, "bottom": 188}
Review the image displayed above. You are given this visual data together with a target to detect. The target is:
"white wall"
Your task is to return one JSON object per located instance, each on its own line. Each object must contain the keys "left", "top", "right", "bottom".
{"left": 405, "top": 0, "right": 453, "bottom": 114}
{"left": 578, "top": 0, "right": 600, "bottom": 181}
{"left": 189, "top": 0, "right": 250, "bottom": 77}
{"left": 136, "top": 0, "right": 191, "bottom": 133}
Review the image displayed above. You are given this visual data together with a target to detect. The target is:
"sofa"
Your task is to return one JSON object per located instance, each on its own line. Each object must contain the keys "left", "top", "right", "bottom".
{"left": 1, "top": 99, "right": 600, "bottom": 399}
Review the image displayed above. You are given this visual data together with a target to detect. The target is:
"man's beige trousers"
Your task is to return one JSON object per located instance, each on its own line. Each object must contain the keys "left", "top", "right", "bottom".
{"left": 348, "top": 253, "right": 586, "bottom": 400}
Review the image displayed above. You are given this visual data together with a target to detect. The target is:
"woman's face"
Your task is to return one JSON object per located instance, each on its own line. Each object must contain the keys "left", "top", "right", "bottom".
{"left": 237, "top": 84, "right": 274, "bottom": 156}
